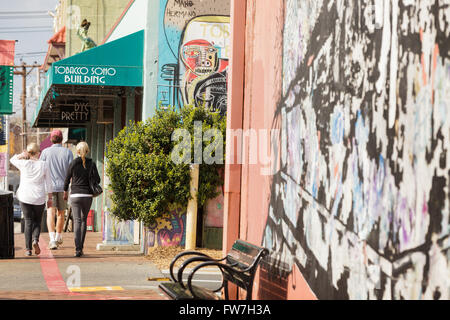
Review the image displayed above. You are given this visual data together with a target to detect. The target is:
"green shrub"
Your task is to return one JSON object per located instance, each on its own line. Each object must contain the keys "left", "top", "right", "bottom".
{"left": 105, "top": 105, "right": 226, "bottom": 226}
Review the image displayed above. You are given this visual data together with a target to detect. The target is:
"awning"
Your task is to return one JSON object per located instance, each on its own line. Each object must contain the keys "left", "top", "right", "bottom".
{"left": 32, "top": 30, "right": 144, "bottom": 128}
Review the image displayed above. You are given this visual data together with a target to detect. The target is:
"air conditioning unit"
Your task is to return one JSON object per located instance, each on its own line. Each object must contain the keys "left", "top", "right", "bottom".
{"left": 97, "top": 99, "right": 114, "bottom": 124}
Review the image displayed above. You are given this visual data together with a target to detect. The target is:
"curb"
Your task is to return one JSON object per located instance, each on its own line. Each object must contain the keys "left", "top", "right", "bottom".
{"left": 96, "top": 243, "right": 141, "bottom": 252}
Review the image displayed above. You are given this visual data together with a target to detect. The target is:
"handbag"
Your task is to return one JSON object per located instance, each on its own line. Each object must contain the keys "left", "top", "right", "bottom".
{"left": 89, "top": 161, "right": 103, "bottom": 197}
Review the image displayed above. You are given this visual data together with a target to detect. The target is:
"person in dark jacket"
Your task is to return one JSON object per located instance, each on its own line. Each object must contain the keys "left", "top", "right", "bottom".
{"left": 63, "top": 141, "right": 100, "bottom": 257}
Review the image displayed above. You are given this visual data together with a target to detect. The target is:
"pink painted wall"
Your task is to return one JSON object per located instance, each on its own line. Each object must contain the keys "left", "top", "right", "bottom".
{"left": 224, "top": 0, "right": 316, "bottom": 300}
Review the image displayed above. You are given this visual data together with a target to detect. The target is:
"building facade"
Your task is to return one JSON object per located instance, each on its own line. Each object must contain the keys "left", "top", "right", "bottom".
{"left": 33, "top": 0, "right": 142, "bottom": 249}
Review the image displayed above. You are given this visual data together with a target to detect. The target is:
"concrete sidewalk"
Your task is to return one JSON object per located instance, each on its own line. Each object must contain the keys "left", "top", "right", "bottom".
{"left": 0, "top": 232, "right": 168, "bottom": 300}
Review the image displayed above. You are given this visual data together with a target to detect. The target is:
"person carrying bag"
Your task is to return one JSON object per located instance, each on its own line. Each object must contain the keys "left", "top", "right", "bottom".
{"left": 88, "top": 160, "right": 103, "bottom": 197}
{"left": 63, "top": 142, "right": 101, "bottom": 257}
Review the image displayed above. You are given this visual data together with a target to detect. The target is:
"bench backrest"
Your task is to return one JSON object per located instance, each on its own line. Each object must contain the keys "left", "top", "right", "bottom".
{"left": 223, "top": 240, "right": 268, "bottom": 294}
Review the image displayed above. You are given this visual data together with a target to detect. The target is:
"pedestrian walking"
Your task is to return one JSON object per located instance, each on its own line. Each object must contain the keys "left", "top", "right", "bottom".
{"left": 10, "top": 143, "right": 53, "bottom": 256}
{"left": 40, "top": 129, "right": 73, "bottom": 250}
{"left": 63, "top": 142, "right": 100, "bottom": 257}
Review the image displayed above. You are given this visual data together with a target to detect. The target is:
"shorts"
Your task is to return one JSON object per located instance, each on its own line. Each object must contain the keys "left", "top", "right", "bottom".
{"left": 50, "top": 192, "right": 68, "bottom": 211}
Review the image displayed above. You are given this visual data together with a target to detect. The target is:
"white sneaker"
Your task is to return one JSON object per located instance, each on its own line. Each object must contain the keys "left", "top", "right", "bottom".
{"left": 49, "top": 240, "right": 58, "bottom": 250}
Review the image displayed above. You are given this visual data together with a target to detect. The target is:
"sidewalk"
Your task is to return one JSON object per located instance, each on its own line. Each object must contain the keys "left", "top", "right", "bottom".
{"left": 0, "top": 232, "right": 168, "bottom": 300}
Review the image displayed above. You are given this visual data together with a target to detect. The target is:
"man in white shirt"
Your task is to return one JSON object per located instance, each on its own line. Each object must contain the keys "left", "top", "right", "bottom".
{"left": 40, "top": 130, "right": 73, "bottom": 250}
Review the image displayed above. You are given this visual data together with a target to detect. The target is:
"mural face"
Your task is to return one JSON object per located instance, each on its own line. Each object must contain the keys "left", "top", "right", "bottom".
{"left": 182, "top": 40, "right": 219, "bottom": 78}
{"left": 158, "top": 0, "right": 230, "bottom": 114}
{"left": 262, "top": 0, "right": 450, "bottom": 299}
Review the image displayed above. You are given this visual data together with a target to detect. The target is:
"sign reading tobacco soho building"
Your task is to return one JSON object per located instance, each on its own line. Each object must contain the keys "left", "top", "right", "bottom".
{"left": 53, "top": 65, "right": 131, "bottom": 86}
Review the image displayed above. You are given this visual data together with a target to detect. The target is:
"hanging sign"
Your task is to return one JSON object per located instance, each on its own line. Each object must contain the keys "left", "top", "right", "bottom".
{"left": 0, "top": 40, "right": 15, "bottom": 114}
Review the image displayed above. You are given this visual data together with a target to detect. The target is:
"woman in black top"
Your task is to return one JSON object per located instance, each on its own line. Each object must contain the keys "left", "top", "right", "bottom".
{"left": 63, "top": 142, "right": 100, "bottom": 257}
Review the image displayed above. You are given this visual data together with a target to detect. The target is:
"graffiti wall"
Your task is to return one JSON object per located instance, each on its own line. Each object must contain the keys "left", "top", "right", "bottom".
{"left": 144, "top": 204, "right": 186, "bottom": 250}
{"left": 103, "top": 185, "right": 136, "bottom": 244}
{"left": 157, "top": 0, "right": 230, "bottom": 114}
{"left": 261, "top": 0, "right": 450, "bottom": 299}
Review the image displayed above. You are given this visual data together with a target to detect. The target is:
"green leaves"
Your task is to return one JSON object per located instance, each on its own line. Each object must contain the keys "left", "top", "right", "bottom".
{"left": 105, "top": 105, "right": 226, "bottom": 226}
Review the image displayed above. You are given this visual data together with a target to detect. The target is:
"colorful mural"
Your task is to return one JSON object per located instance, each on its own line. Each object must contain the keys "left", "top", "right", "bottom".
{"left": 104, "top": 188, "right": 135, "bottom": 244}
{"left": 145, "top": 204, "right": 186, "bottom": 248}
{"left": 262, "top": 0, "right": 450, "bottom": 299}
{"left": 157, "top": 0, "right": 230, "bottom": 114}
{"left": 104, "top": 213, "right": 135, "bottom": 244}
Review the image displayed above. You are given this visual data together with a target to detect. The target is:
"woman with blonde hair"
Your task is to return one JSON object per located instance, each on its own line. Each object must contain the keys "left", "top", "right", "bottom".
{"left": 10, "top": 143, "right": 53, "bottom": 256}
{"left": 63, "top": 141, "right": 100, "bottom": 257}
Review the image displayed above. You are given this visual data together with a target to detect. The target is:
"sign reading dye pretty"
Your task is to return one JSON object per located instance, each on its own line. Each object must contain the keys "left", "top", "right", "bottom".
{"left": 38, "top": 103, "right": 91, "bottom": 126}
{"left": 54, "top": 65, "right": 118, "bottom": 85}
{"left": 61, "top": 103, "right": 90, "bottom": 122}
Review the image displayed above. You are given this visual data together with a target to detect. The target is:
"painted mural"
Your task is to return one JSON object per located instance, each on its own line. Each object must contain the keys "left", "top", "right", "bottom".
{"left": 262, "top": 0, "right": 450, "bottom": 299}
{"left": 157, "top": 0, "right": 230, "bottom": 115}
{"left": 144, "top": 204, "right": 186, "bottom": 248}
{"left": 103, "top": 186, "right": 135, "bottom": 244}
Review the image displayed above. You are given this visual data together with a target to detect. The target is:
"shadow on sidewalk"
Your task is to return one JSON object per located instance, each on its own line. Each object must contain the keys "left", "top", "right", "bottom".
{"left": 12, "top": 232, "right": 144, "bottom": 261}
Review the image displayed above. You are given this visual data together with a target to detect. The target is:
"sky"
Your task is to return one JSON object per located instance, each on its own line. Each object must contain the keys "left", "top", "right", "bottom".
{"left": 0, "top": 0, "right": 60, "bottom": 121}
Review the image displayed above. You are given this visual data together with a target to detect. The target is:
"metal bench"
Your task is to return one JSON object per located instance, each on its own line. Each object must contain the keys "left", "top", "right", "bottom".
{"left": 159, "top": 240, "right": 269, "bottom": 300}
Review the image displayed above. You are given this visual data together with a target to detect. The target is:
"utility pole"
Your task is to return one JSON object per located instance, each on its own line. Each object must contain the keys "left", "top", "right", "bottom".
{"left": 185, "top": 164, "right": 200, "bottom": 250}
{"left": 13, "top": 63, "right": 41, "bottom": 150}
{"left": 4, "top": 116, "right": 9, "bottom": 191}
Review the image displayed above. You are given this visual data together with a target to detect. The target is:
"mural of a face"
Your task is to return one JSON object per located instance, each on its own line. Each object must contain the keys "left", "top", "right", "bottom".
{"left": 158, "top": 0, "right": 230, "bottom": 109}
{"left": 180, "top": 39, "right": 228, "bottom": 114}
{"left": 181, "top": 39, "right": 219, "bottom": 80}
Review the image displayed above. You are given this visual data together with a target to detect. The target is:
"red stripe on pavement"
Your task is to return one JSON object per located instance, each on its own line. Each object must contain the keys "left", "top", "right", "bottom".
{"left": 36, "top": 237, "right": 131, "bottom": 300}
{"left": 36, "top": 237, "right": 163, "bottom": 300}
{"left": 38, "top": 237, "right": 70, "bottom": 294}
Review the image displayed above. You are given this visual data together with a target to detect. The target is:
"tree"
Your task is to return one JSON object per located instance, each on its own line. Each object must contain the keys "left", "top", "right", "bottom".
{"left": 105, "top": 105, "right": 226, "bottom": 226}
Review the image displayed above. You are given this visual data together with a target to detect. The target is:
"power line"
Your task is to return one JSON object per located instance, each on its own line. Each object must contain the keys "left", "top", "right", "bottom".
{"left": 0, "top": 11, "right": 50, "bottom": 14}
{"left": 16, "top": 51, "right": 47, "bottom": 55}
{"left": 0, "top": 30, "right": 53, "bottom": 33}
{"left": 0, "top": 15, "right": 52, "bottom": 19}
{"left": 16, "top": 53, "right": 47, "bottom": 57}
{"left": 0, "top": 26, "right": 52, "bottom": 30}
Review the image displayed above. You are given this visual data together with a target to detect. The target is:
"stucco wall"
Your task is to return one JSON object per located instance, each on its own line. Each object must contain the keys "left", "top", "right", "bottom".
{"left": 240, "top": 0, "right": 449, "bottom": 299}
{"left": 66, "top": 0, "right": 130, "bottom": 56}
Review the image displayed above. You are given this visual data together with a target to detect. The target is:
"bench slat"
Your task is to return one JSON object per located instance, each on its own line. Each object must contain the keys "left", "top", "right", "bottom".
{"left": 159, "top": 282, "right": 221, "bottom": 300}
{"left": 227, "top": 240, "right": 266, "bottom": 269}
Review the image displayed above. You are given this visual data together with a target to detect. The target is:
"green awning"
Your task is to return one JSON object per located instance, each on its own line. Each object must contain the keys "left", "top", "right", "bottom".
{"left": 32, "top": 30, "right": 143, "bottom": 127}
